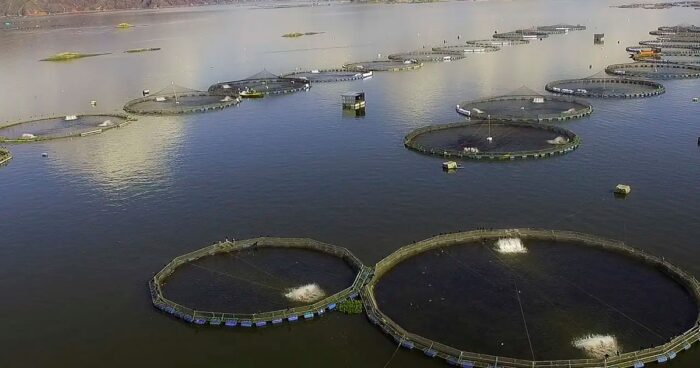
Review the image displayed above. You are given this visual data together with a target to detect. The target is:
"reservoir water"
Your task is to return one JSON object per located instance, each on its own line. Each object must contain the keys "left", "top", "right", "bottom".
{"left": 1, "top": 0, "right": 699, "bottom": 366}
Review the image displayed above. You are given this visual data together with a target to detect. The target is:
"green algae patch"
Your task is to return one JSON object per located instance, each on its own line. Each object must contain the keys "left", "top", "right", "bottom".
{"left": 40, "top": 52, "right": 109, "bottom": 62}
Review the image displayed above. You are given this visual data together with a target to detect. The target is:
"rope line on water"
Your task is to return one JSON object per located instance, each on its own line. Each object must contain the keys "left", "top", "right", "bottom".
{"left": 513, "top": 279, "right": 536, "bottom": 361}
{"left": 382, "top": 338, "right": 402, "bottom": 368}
{"left": 190, "top": 263, "right": 284, "bottom": 291}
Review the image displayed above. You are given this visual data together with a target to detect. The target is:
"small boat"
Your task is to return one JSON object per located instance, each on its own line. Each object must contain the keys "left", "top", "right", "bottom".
{"left": 240, "top": 90, "right": 264, "bottom": 98}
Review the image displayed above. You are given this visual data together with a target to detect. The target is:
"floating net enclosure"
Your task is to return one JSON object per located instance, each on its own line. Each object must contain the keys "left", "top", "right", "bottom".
{"left": 344, "top": 60, "right": 423, "bottom": 72}
{"left": 0, "top": 114, "right": 132, "bottom": 143}
{"left": 545, "top": 73, "right": 665, "bottom": 98}
{"left": 150, "top": 238, "right": 370, "bottom": 326}
{"left": 123, "top": 85, "right": 241, "bottom": 115}
{"left": 455, "top": 87, "right": 593, "bottom": 122}
{"left": 366, "top": 229, "right": 700, "bottom": 363}
{"left": 388, "top": 50, "right": 466, "bottom": 62}
{"left": 404, "top": 121, "right": 580, "bottom": 161}
{"left": 639, "top": 40, "right": 700, "bottom": 50}
{"left": 465, "top": 39, "right": 530, "bottom": 46}
{"left": 209, "top": 70, "right": 311, "bottom": 96}
{"left": 536, "top": 24, "right": 587, "bottom": 34}
{"left": 493, "top": 29, "right": 549, "bottom": 41}
{"left": 282, "top": 69, "right": 368, "bottom": 83}
{"left": 655, "top": 25, "right": 700, "bottom": 35}
{"left": 657, "top": 34, "right": 700, "bottom": 43}
{"left": 432, "top": 44, "right": 500, "bottom": 54}
{"left": 638, "top": 54, "right": 700, "bottom": 66}
{"left": 0, "top": 147, "right": 11, "bottom": 166}
{"left": 606, "top": 61, "right": 700, "bottom": 79}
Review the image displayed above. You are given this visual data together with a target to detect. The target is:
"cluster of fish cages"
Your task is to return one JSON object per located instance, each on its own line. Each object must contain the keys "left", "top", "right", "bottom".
{"left": 123, "top": 86, "right": 241, "bottom": 115}
{"left": 545, "top": 77, "right": 666, "bottom": 98}
{"left": 404, "top": 121, "right": 580, "bottom": 161}
{"left": 282, "top": 69, "right": 371, "bottom": 83}
{"left": 455, "top": 93, "right": 593, "bottom": 123}
{"left": 149, "top": 237, "right": 373, "bottom": 327}
{"left": 606, "top": 62, "right": 700, "bottom": 79}
{"left": 361, "top": 228, "right": 700, "bottom": 368}
{"left": 0, "top": 147, "right": 11, "bottom": 166}
{"left": 0, "top": 113, "right": 133, "bottom": 143}
{"left": 639, "top": 40, "right": 700, "bottom": 50}
{"left": 432, "top": 44, "right": 500, "bottom": 54}
{"left": 465, "top": 39, "right": 530, "bottom": 46}
{"left": 209, "top": 70, "right": 311, "bottom": 96}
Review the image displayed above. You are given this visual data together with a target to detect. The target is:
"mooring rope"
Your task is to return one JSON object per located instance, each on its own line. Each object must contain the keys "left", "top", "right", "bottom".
{"left": 381, "top": 339, "right": 403, "bottom": 368}
{"left": 513, "top": 278, "right": 536, "bottom": 361}
{"left": 190, "top": 263, "right": 284, "bottom": 291}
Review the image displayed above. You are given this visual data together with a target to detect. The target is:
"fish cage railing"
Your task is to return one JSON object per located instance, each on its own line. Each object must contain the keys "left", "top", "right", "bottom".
{"left": 363, "top": 228, "right": 700, "bottom": 368}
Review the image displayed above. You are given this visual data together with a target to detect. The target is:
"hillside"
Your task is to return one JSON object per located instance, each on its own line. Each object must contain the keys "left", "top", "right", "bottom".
{"left": 0, "top": 0, "right": 243, "bottom": 17}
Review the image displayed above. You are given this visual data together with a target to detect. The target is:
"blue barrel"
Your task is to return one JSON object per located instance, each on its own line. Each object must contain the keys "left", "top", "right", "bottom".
{"left": 669, "top": 351, "right": 677, "bottom": 359}
{"left": 327, "top": 303, "right": 337, "bottom": 310}
{"left": 349, "top": 293, "right": 358, "bottom": 300}
{"left": 240, "top": 320, "right": 253, "bottom": 328}
{"left": 634, "top": 362, "right": 644, "bottom": 368}
{"left": 272, "top": 318, "right": 283, "bottom": 325}
{"left": 423, "top": 349, "right": 437, "bottom": 358}
{"left": 194, "top": 319, "right": 206, "bottom": 325}
{"left": 657, "top": 355, "right": 668, "bottom": 363}
{"left": 446, "top": 357, "right": 457, "bottom": 366}
{"left": 224, "top": 320, "right": 237, "bottom": 327}
{"left": 255, "top": 321, "right": 267, "bottom": 327}
{"left": 209, "top": 319, "right": 221, "bottom": 326}
{"left": 303, "top": 312, "right": 314, "bottom": 320}
{"left": 183, "top": 315, "right": 195, "bottom": 323}
{"left": 459, "top": 361, "right": 474, "bottom": 368}
{"left": 288, "top": 315, "right": 299, "bottom": 322}
{"left": 317, "top": 308, "right": 325, "bottom": 315}
{"left": 400, "top": 340, "right": 414, "bottom": 350}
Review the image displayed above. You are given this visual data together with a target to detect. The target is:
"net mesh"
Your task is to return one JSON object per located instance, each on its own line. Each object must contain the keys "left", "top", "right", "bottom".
{"left": 0, "top": 114, "right": 129, "bottom": 142}
{"left": 605, "top": 62, "right": 700, "bottom": 79}
{"left": 545, "top": 72, "right": 665, "bottom": 98}
{"left": 209, "top": 69, "right": 310, "bottom": 96}
{"left": 124, "top": 84, "right": 240, "bottom": 115}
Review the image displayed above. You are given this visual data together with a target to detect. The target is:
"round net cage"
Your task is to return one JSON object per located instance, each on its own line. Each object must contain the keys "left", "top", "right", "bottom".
{"left": 404, "top": 121, "right": 580, "bottom": 161}
{"left": 465, "top": 39, "right": 530, "bottom": 46}
{"left": 209, "top": 70, "right": 311, "bottom": 96}
{"left": 493, "top": 29, "right": 549, "bottom": 41}
{"left": 150, "top": 238, "right": 366, "bottom": 326}
{"left": 545, "top": 74, "right": 665, "bottom": 98}
{"left": 639, "top": 40, "right": 700, "bottom": 50}
{"left": 0, "top": 147, "right": 11, "bottom": 166}
{"left": 606, "top": 62, "right": 700, "bottom": 79}
{"left": 636, "top": 54, "right": 700, "bottom": 66}
{"left": 455, "top": 87, "right": 593, "bottom": 123}
{"left": 343, "top": 60, "right": 423, "bottom": 72}
{"left": 536, "top": 24, "right": 587, "bottom": 34}
{"left": 123, "top": 85, "right": 241, "bottom": 115}
{"left": 388, "top": 50, "right": 466, "bottom": 62}
{"left": 0, "top": 114, "right": 132, "bottom": 143}
{"left": 655, "top": 25, "right": 700, "bottom": 35}
{"left": 282, "top": 69, "right": 368, "bottom": 83}
{"left": 656, "top": 34, "right": 700, "bottom": 43}
{"left": 366, "top": 229, "right": 700, "bottom": 364}
{"left": 432, "top": 44, "right": 500, "bottom": 54}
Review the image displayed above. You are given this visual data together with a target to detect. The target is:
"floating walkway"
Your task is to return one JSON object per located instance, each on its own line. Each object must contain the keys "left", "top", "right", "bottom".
{"left": 149, "top": 237, "right": 373, "bottom": 327}
{"left": 362, "top": 228, "right": 700, "bottom": 368}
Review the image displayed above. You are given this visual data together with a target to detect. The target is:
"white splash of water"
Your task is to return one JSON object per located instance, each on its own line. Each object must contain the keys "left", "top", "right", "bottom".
{"left": 572, "top": 334, "right": 620, "bottom": 358}
{"left": 495, "top": 238, "right": 527, "bottom": 254}
{"left": 284, "top": 283, "right": 326, "bottom": 303}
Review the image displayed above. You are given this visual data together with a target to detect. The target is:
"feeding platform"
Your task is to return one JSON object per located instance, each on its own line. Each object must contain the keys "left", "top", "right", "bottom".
{"left": 342, "top": 92, "right": 366, "bottom": 110}
{"left": 0, "top": 114, "right": 133, "bottom": 143}
{"left": 124, "top": 85, "right": 241, "bottom": 115}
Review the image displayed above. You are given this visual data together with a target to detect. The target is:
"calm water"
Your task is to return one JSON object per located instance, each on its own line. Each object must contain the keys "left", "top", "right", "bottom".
{"left": 1, "top": 1, "right": 700, "bottom": 367}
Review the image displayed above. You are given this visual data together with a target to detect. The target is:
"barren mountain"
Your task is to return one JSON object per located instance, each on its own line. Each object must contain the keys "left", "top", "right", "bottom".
{"left": 0, "top": 0, "right": 243, "bottom": 17}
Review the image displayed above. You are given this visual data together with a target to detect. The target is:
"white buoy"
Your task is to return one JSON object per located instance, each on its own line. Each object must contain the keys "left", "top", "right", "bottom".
{"left": 486, "top": 136, "right": 493, "bottom": 142}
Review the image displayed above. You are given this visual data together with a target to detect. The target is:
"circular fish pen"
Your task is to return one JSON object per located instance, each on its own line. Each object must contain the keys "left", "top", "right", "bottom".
{"left": 388, "top": 51, "right": 466, "bottom": 62}
{"left": 404, "top": 121, "right": 580, "bottom": 161}
{"left": 282, "top": 69, "right": 368, "bottom": 83}
{"left": 0, "top": 114, "right": 133, "bottom": 143}
{"left": 606, "top": 62, "right": 700, "bottom": 79}
{"left": 344, "top": 60, "right": 423, "bottom": 72}
{"left": 150, "top": 237, "right": 371, "bottom": 327}
{"left": 209, "top": 70, "right": 311, "bottom": 96}
{"left": 0, "top": 147, "right": 11, "bottom": 166}
{"left": 456, "top": 91, "right": 593, "bottom": 123}
{"left": 536, "top": 24, "right": 587, "bottom": 34}
{"left": 494, "top": 29, "right": 549, "bottom": 41}
{"left": 639, "top": 40, "right": 700, "bottom": 50}
{"left": 123, "top": 85, "right": 241, "bottom": 115}
{"left": 432, "top": 44, "right": 500, "bottom": 54}
{"left": 363, "top": 228, "right": 700, "bottom": 368}
{"left": 465, "top": 39, "right": 530, "bottom": 46}
{"left": 636, "top": 54, "right": 700, "bottom": 66}
{"left": 654, "top": 25, "right": 700, "bottom": 35}
{"left": 545, "top": 78, "right": 665, "bottom": 98}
